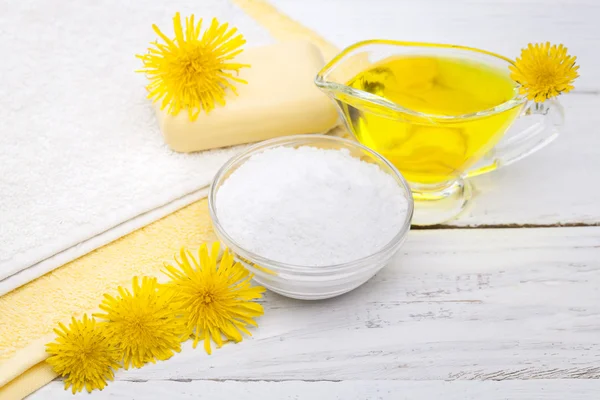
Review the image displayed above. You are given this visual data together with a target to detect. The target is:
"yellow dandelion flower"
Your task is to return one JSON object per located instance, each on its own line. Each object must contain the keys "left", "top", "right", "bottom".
{"left": 163, "top": 243, "right": 266, "bottom": 355}
{"left": 94, "top": 276, "right": 186, "bottom": 369}
{"left": 510, "top": 42, "right": 579, "bottom": 102}
{"left": 136, "top": 12, "right": 249, "bottom": 121}
{"left": 46, "top": 314, "right": 120, "bottom": 394}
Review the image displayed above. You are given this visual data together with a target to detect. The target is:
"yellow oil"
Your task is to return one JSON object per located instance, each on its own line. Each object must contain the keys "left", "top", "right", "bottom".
{"left": 342, "top": 56, "right": 522, "bottom": 184}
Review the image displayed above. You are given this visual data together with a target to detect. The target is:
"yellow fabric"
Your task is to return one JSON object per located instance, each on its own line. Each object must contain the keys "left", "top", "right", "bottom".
{"left": 1, "top": 363, "right": 56, "bottom": 400}
{"left": 0, "top": 1, "right": 340, "bottom": 398}
{"left": 0, "top": 200, "right": 217, "bottom": 398}
{"left": 233, "top": 0, "right": 340, "bottom": 61}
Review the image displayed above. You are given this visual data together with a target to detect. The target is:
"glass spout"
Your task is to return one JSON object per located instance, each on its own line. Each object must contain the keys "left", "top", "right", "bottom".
{"left": 315, "top": 40, "right": 524, "bottom": 122}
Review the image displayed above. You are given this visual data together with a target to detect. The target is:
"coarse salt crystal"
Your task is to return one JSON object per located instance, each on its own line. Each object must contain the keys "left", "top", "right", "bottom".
{"left": 216, "top": 146, "right": 408, "bottom": 266}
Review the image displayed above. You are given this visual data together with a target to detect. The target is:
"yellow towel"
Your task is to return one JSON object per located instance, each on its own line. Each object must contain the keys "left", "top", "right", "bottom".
{"left": 0, "top": 201, "right": 218, "bottom": 398}
{"left": 0, "top": 2, "right": 342, "bottom": 398}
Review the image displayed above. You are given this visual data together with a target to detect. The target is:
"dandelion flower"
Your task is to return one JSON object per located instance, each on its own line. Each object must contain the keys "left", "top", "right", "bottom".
{"left": 46, "top": 315, "right": 120, "bottom": 394}
{"left": 137, "top": 12, "right": 249, "bottom": 121}
{"left": 510, "top": 42, "right": 579, "bottom": 102}
{"left": 95, "top": 277, "right": 186, "bottom": 369}
{"left": 163, "top": 243, "right": 266, "bottom": 354}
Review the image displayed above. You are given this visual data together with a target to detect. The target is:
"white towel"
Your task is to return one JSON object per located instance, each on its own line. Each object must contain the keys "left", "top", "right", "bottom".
{"left": 0, "top": 0, "right": 274, "bottom": 295}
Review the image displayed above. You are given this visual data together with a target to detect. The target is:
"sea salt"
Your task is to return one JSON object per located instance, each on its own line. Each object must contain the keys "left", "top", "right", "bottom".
{"left": 216, "top": 146, "right": 408, "bottom": 266}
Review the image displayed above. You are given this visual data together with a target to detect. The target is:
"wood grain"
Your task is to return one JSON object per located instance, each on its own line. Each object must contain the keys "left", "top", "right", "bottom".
{"left": 46, "top": 227, "right": 597, "bottom": 384}
{"left": 33, "top": 380, "right": 600, "bottom": 399}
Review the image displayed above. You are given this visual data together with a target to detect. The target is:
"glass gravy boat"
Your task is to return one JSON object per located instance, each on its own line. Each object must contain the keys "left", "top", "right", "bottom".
{"left": 316, "top": 40, "right": 563, "bottom": 225}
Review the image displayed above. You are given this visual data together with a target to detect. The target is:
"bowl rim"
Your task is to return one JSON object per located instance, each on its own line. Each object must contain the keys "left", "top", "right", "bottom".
{"left": 208, "top": 134, "right": 414, "bottom": 274}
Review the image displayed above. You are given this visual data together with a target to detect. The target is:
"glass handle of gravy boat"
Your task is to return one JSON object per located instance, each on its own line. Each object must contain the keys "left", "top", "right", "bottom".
{"left": 465, "top": 99, "right": 565, "bottom": 178}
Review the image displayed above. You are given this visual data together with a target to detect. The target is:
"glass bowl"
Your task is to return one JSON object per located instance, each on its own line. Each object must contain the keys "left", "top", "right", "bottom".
{"left": 208, "top": 134, "right": 414, "bottom": 300}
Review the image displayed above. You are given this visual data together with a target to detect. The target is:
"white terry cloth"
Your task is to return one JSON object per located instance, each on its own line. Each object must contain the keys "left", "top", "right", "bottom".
{"left": 0, "top": 0, "right": 274, "bottom": 295}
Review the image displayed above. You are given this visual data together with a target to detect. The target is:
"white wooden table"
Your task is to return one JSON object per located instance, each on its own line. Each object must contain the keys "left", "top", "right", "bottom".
{"left": 32, "top": 0, "right": 600, "bottom": 398}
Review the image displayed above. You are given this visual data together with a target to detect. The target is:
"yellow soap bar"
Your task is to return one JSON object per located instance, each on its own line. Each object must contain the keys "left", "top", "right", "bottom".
{"left": 155, "top": 40, "right": 340, "bottom": 153}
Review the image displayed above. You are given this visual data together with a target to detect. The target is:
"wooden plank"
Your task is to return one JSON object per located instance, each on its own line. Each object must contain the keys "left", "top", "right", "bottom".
{"left": 61, "top": 227, "right": 599, "bottom": 382}
{"left": 31, "top": 379, "right": 600, "bottom": 399}
{"left": 270, "top": 0, "right": 600, "bottom": 90}
{"left": 267, "top": 0, "right": 600, "bottom": 226}
{"left": 270, "top": 1, "right": 600, "bottom": 226}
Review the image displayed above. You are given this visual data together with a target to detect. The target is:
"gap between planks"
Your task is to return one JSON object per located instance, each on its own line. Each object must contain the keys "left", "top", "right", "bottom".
{"left": 414, "top": 222, "right": 600, "bottom": 230}
{"left": 99, "top": 373, "right": 600, "bottom": 383}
